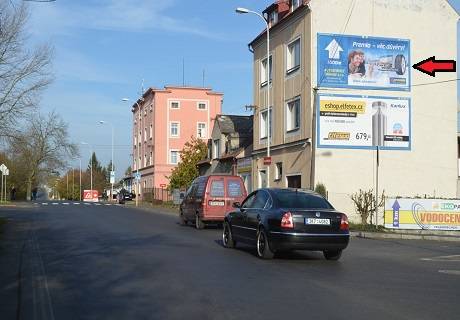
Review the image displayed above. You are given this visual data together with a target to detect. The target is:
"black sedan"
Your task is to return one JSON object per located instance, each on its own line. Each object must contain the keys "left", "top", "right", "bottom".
{"left": 222, "top": 188, "right": 350, "bottom": 260}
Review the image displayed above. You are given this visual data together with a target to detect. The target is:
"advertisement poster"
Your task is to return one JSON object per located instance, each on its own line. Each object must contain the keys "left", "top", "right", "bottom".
{"left": 83, "top": 190, "right": 99, "bottom": 202}
{"left": 385, "top": 198, "right": 460, "bottom": 231}
{"left": 317, "top": 34, "right": 410, "bottom": 91}
{"left": 317, "top": 94, "right": 411, "bottom": 150}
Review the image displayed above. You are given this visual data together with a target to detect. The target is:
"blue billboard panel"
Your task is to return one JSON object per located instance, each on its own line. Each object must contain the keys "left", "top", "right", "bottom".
{"left": 317, "top": 34, "right": 411, "bottom": 91}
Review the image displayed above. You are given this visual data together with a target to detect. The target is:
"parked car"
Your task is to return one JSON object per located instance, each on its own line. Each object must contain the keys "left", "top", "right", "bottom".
{"left": 222, "top": 188, "right": 349, "bottom": 260}
{"left": 117, "top": 189, "right": 133, "bottom": 204}
{"left": 180, "top": 175, "right": 247, "bottom": 229}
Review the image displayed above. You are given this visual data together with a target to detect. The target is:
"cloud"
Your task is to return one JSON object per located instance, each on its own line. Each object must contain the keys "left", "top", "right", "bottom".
{"left": 27, "top": 0, "right": 223, "bottom": 40}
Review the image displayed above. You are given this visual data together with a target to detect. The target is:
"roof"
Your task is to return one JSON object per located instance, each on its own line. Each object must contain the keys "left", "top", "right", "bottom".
{"left": 131, "top": 85, "right": 223, "bottom": 110}
{"left": 215, "top": 114, "right": 253, "bottom": 135}
{"left": 249, "top": 1, "right": 311, "bottom": 48}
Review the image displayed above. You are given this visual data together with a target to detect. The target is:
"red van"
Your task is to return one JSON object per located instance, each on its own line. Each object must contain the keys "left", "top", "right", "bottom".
{"left": 179, "top": 175, "right": 247, "bottom": 229}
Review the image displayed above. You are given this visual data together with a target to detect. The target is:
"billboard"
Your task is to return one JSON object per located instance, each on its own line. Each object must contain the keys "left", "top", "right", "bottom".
{"left": 317, "top": 34, "right": 410, "bottom": 91}
{"left": 83, "top": 190, "right": 99, "bottom": 202}
{"left": 317, "top": 94, "right": 411, "bottom": 150}
{"left": 385, "top": 198, "right": 460, "bottom": 231}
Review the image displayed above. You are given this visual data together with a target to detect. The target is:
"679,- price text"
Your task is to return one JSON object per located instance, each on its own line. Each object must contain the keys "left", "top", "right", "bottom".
{"left": 355, "top": 133, "right": 370, "bottom": 140}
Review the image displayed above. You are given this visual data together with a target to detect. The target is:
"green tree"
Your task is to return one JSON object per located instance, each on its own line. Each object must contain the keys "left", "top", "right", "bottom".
{"left": 168, "top": 137, "right": 207, "bottom": 189}
{"left": 124, "top": 166, "right": 132, "bottom": 177}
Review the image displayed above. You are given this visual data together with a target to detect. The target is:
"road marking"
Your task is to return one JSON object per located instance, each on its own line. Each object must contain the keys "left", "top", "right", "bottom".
{"left": 439, "top": 270, "right": 460, "bottom": 275}
{"left": 95, "top": 203, "right": 101, "bottom": 206}
{"left": 84, "top": 203, "right": 91, "bottom": 205}
{"left": 421, "top": 255, "right": 460, "bottom": 262}
{"left": 52, "top": 203, "right": 58, "bottom": 205}
{"left": 63, "top": 203, "right": 69, "bottom": 205}
{"left": 104, "top": 204, "right": 111, "bottom": 206}
{"left": 73, "top": 203, "right": 80, "bottom": 205}
{"left": 42, "top": 203, "right": 48, "bottom": 205}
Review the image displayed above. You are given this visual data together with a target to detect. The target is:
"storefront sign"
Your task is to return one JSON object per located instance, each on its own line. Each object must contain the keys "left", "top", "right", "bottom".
{"left": 317, "top": 34, "right": 410, "bottom": 91}
{"left": 317, "top": 94, "right": 411, "bottom": 150}
{"left": 385, "top": 198, "right": 460, "bottom": 231}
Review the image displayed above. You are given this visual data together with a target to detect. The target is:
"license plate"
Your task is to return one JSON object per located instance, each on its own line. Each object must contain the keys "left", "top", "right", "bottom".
{"left": 209, "top": 201, "right": 225, "bottom": 206}
{"left": 305, "top": 218, "right": 330, "bottom": 225}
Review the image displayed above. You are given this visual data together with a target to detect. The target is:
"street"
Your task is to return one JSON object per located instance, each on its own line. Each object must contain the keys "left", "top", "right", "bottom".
{"left": 0, "top": 202, "right": 459, "bottom": 320}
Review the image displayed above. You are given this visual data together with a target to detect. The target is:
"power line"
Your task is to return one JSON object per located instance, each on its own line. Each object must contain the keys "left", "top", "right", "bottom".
{"left": 411, "top": 78, "right": 459, "bottom": 87}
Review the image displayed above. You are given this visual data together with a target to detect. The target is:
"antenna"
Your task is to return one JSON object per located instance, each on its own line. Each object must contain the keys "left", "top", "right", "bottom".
{"left": 202, "top": 69, "right": 205, "bottom": 87}
{"left": 182, "top": 58, "right": 185, "bottom": 86}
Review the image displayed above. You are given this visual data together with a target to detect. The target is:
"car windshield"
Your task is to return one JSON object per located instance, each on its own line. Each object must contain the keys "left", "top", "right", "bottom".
{"left": 274, "top": 191, "right": 333, "bottom": 209}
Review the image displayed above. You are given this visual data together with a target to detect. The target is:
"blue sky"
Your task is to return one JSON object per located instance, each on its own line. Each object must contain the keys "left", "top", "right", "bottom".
{"left": 24, "top": 0, "right": 460, "bottom": 178}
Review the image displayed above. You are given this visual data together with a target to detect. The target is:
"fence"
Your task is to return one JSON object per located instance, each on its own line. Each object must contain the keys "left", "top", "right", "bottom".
{"left": 143, "top": 187, "right": 173, "bottom": 203}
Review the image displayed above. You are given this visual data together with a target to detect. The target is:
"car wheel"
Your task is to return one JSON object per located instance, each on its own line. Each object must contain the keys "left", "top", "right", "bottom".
{"left": 394, "top": 54, "right": 406, "bottom": 75}
{"left": 222, "top": 222, "right": 236, "bottom": 248}
{"left": 195, "top": 214, "right": 205, "bottom": 230}
{"left": 323, "top": 250, "right": 343, "bottom": 261}
{"left": 256, "top": 228, "right": 274, "bottom": 259}
{"left": 179, "top": 211, "right": 187, "bottom": 226}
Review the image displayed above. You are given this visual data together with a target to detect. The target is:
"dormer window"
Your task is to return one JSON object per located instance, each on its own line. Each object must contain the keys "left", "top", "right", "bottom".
{"left": 292, "top": 0, "right": 300, "bottom": 11}
{"left": 269, "top": 10, "right": 278, "bottom": 26}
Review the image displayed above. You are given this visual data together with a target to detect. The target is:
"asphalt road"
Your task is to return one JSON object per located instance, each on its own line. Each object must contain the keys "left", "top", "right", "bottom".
{"left": 1, "top": 201, "right": 459, "bottom": 320}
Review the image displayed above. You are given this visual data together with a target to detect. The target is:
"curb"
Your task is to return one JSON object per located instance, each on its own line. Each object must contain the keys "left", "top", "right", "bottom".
{"left": 351, "top": 231, "right": 460, "bottom": 242}
{"left": 124, "top": 204, "right": 179, "bottom": 216}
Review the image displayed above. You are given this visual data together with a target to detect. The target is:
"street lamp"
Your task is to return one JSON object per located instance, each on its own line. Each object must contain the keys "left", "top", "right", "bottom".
{"left": 122, "top": 97, "right": 141, "bottom": 207}
{"left": 81, "top": 142, "right": 93, "bottom": 192}
{"left": 236, "top": 7, "right": 271, "bottom": 187}
{"left": 99, "top": 120, "right": 115, "bottom": 201}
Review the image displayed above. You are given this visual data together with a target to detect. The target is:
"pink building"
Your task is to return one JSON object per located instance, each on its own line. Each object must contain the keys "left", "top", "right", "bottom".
{"left": 131, "top": 86, "right": 223, "bottom": 197}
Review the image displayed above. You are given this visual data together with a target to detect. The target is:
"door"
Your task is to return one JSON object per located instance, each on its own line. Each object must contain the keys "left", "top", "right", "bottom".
{"left": 245, "top": 190, "right": 270, "bottom": 242}
{"left": 183, "top": 183, "right": 197, "bottom": 220}
{"left": 205, "top": 177, "right": 226, "bottom": 220}
{"left": 225, "top": 178, "right": 245, "bottom": 216}
{"left": 259, "top": 169, "right": 267, "bottom": 188}
{"left": 231, "top": 191, "right": 257, "bottom": 242}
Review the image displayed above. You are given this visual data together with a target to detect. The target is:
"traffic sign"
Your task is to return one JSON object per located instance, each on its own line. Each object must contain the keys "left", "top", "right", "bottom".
{"left": 83, "top": 190, "right": 99, "bottom": 202}
{"left": 0, "top": 164, "right": 6, "bottom": 173}
{"left": 110, "top": 171, "right": 115, "bottom": 184}
{"left": 263, "top": 157, "right": 272, "bottom": 165}
{"left": 134, "top": 172, "right": 141, "bottom": 181}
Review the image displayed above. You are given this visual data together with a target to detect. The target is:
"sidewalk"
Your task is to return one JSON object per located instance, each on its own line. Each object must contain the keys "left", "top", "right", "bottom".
{"left": 351, "top": 229, "right": 460, "bottom": 242}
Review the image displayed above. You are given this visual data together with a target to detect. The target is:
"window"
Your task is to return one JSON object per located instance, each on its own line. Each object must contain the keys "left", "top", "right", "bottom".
{"left": 260, "top": 55, "right": 273, "bottom": 86}
{"left": 210, "top": 180, "right": 225, "bottom": 197}
{"left": 286, "top": 98, "right": 300, "bottom": 132}
{"left": 259, "top": 169, "right": 267, "bottom": 188}
{"left": 260, "top": 108, "right": 272, "bottom": 139}
{"left": 170, "top": 150, "right": 179, "bottom": 164}
{"left": 269, "top": 11, "right": 278, "bottom": 26}
{"left": 227, "top": 180, "right": 242, "bottom": 197}
{"left": 144, "top": 154, "right": 147, "bottom": 167}
{"left": 134, "top": 136, "right": 137, "bottom": 145}
{"left": 149, "top": 124, "right": 153, "bottom": 139}
{"left": 252, "top": 190, "right": 269, "bottom": 209}
{"left": 275, "top": 162, "right": 283, "bottom": 180}
{"left": 286, "top": 38, "right": 300, "bottom": 74}
{"left": 213, "top": 139, "right": 221, "bottom": 158}
{"left": 149, "top": 152, "right": 153, "bottom": 165}
{"left": 144, "top": 127, "right": 147, "bottom": 142}
{"left": 242, "top": 192, "right": 257, "bottom": 209}
{"left": 134, "top": 159, "right": 137, "bottom": 171}
{"left": 275, "top": 191, "right": 333, "bottom": 209}
{"left": 139, "top": 156, "right": 142, "bottom": 168}
{"left": 170, "top": 101, "right": 180, "bottom": 109}
{"left": 292, "top": 0, "right": 300, "bottom": 11}
{"left": 170, "top": 122, "right": 179, "bottom": 137}
{"left": 197, "top": 123, "right": 206, "bottom": 138}
{"left": 138, "top": 130, "right": 141, "bottom": 144}
{"left": 197, "top": 102, "right": 207, "bottom": 110}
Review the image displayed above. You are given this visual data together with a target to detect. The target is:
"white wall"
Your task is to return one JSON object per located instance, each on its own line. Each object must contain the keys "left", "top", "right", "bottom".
{"left": 310, "top": 0, "right": 458, "bottom": 222}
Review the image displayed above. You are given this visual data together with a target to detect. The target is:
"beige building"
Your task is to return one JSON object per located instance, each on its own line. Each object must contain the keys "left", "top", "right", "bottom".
{"left": 248, "top": 0, "right": 458, "bottom": 222}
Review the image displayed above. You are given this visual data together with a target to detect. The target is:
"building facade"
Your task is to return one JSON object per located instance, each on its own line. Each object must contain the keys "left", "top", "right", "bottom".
{"left": 249, "top": 0, "right": 458, "bottom": 222}
{"left": 131, "top": 86, "right": 222, "bottom": 198}
{"left": 197, "top": 114, "right": 253, "bottom": 193}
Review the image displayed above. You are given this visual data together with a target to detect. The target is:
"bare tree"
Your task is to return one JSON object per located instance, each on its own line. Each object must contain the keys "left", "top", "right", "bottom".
{"left": 0, "top": 1, "right": 53, "bottom": 137}
{"left": 8, "top": 111, "right": 78, "bottom": 199}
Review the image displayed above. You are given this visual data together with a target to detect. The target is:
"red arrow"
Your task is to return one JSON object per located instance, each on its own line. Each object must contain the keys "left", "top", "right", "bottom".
{"left": 412, "top": 56, "right": 456, "bottom": 77}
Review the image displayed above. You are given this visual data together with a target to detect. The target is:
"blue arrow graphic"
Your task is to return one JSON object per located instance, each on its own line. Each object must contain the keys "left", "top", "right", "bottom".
{"left": 392, "top": 200, "right": 401, "bottom": 227}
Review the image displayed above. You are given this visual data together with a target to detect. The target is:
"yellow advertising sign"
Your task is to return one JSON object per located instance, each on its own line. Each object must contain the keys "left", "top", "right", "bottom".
{"left": 385, "top": 198, "right": 460, "bottom": 231}
{"left": 320, "top": 100, "right": 366, "bottom": 114}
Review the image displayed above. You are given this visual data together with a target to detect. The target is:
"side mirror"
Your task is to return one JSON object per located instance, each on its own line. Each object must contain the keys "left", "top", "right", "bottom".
{"left": 232, "top": 202, "right": 241, "bottom": 208}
